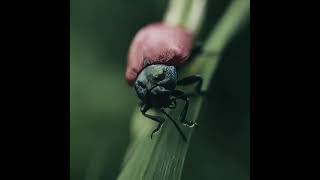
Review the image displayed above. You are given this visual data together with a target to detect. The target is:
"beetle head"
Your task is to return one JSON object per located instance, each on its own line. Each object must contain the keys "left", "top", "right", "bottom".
{"left": 134, "top": 64, "right": 177, "bottom": 107}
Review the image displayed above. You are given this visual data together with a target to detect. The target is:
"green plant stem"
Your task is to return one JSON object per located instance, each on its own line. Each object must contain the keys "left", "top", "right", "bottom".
{"left": 182, "top": 0, "right": 250, "bottom": 89}
{"left": 163, "top": 0, "right": 191, "bottom": 27}
{"left": 164, "top": 0, "right": 207, "bottom": 36}
{"left": 117, "top": 0, "right": 250, "bottom": 180}
{"left": 183, "top": 0, "right": 208, "bottom": 35}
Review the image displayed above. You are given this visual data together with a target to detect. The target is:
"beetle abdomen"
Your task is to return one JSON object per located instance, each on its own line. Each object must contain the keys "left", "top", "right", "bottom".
{"left": 126, "top": 22, "right": 194, "bottom": 86}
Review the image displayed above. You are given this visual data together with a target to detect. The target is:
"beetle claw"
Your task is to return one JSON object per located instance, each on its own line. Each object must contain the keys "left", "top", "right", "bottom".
{"left": 150, "top": 123, "right": 162, "bottom": 139}
{"left": 183, "top": 121, "right": 198, "bottom": 128}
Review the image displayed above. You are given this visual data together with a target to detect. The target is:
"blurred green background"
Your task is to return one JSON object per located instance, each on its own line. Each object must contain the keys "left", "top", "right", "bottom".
{"left": 70, "top": 0, "right": 250, "bottom": 180}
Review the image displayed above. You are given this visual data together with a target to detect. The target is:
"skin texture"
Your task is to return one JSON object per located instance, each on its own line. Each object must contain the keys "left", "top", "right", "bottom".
{"left": 126, "top": 22, "right": 194, "bottom": 86}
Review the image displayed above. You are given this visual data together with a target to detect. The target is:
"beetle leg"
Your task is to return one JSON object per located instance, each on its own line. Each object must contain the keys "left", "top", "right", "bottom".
{"left": 178, "top": 96, "right": 198, "bottom": 128}
{"left": 168, "top": 98, "right": 177, "bottom": 109}
{"left": 172, "top": 89, "right": 195, "bottom": 101}
{"left": 178, "top": 96, "right": 189, "bottom": 124}
{"left": 172, "top": 90, "right": 199, "bottom": 128}
{"left": 140, "top": 103, "right": 165, "bottom": 139}
{"left": 177, "top": 75, "right": 205, "bottom": 95}
{"left": 160, "top": 109, "right": 187, "bottom": 142}
{"left": 171, "top": 89, "right": 185, "bottom": 97}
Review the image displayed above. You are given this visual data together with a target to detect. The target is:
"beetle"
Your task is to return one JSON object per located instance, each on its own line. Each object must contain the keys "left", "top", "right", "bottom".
{"left": 126, "top": 22, "right": 204, "bottom": 141}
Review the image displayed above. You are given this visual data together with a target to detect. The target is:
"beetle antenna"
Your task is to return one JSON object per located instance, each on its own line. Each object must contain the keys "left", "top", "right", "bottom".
{"left": 161, "top": 109, "right": 187, "bottom": 142}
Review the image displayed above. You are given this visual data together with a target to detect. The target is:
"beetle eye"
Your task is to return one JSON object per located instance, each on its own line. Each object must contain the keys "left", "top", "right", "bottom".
{"left": 137, "top": 81, "right": 146, "bottom": 88}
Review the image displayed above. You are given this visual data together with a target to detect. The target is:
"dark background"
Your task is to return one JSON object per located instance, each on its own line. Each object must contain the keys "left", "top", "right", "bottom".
{"left": 70, "top": 0, "right": 250, "bottom": 179}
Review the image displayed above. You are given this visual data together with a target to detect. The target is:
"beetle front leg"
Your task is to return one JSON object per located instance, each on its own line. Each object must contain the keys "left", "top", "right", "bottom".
{"left": 140, "top": 103, "right": 165, "bottom": 139}
{"left": 177, "top": 75, "right": 205, "bottom": 95}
